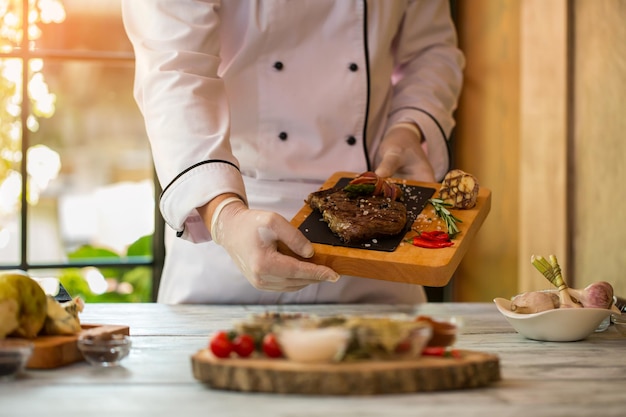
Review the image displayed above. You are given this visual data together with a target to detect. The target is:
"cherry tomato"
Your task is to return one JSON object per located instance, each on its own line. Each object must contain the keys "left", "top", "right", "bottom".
{"left": 232, "top": 334, "right": 256, "bottom": 358}
{"left": 261, "top": 333, "right": 283, "bottom": 358}
{"left": 209, "top": 331, "right": 233, "bottom": 358}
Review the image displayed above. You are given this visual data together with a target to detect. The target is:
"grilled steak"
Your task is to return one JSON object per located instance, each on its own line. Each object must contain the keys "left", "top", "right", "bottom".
{"left": 306, "top": 187, "right": 408, "bottom": 243}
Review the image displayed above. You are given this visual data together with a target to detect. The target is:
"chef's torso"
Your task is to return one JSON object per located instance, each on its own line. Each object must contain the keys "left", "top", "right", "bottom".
{"left": 218, "top": 0, "right": 406, "bottom": 181}
{"left": 123, "top": 0, "right": 458, "bottom": 304}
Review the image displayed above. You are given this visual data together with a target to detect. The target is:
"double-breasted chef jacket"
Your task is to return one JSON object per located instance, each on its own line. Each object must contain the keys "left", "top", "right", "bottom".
{"left": 122, "top": 0, "right": 465, "bottom": 304}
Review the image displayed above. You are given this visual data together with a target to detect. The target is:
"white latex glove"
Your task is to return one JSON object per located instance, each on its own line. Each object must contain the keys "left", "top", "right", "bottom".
{"left": 375, "top": 123, "right": 436, "bottom": 182}
{"left": 209, "top": 198, "right": 340, "bottom": 292}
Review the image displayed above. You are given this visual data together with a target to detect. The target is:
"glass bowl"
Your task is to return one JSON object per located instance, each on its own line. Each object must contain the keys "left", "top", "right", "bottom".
{"left": 0, "top": 339, "right": 34, "bottom": 380}
{"left": 611, "top": 311, "right": 626, "bottom": 336}
{"left": 77, "top": 334, "right": 131, "bottom": 367}
{"left": 277, "top": 326, "right": 351, "bottom": 363}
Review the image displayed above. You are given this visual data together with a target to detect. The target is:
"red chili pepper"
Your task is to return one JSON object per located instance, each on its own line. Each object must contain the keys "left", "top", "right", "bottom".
{"left": 422, "top": 346, "right": 446, "bottom": 356}
{"left": 419, "top": 231, "right": 451, "bottom": 242}
{"left": 411, "top": 236, "right": 454, "bottom": 249}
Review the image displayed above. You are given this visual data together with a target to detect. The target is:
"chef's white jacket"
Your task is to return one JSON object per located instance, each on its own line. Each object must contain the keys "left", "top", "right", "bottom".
{"left": 122, "top": 0, "right": 464, "bottom": 304}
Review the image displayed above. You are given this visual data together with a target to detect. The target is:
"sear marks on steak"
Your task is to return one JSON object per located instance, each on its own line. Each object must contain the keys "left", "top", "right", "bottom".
{"left": 306, "top": 187, "right": 408, "bottom": 243}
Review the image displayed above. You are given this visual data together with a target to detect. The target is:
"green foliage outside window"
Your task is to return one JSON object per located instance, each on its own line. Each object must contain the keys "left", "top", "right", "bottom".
{"left": 57, "top": 234, "right": 153, "bottom": 303}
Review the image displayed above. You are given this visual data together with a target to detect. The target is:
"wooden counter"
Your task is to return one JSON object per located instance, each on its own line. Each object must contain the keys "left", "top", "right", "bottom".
{"left": 2, "top": 303, "right": 625, "bottom": 417}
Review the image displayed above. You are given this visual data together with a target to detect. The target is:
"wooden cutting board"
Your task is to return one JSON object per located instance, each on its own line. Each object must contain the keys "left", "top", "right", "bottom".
{"left": 26, "top": 324, "right": 130, "bottom": 369}
{"left": 192, "top": 349, "right": 501, "bottom": 395}
{"left": 278, "top": 171, "right": 491, "bottom": 287}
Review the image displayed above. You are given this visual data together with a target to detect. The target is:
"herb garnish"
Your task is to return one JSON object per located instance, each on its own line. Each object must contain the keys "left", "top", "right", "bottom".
{"left": 428, "top": 198, "right": 462, "bottom": 238}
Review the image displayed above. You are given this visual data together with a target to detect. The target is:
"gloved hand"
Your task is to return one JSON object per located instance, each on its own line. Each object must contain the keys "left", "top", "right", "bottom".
{"left": 374, "top": 123, "right": 436, "bottom": 182}
{"left": 206, "top": 197, "right": 340, "bottom": 292}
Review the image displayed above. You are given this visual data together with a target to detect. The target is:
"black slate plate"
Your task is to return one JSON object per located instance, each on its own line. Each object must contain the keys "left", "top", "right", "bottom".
{"left": 298, "top": 177, "right": 436, "bottom": 252}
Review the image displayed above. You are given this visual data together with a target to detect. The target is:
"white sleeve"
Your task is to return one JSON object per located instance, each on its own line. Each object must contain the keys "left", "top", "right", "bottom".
{"left": 387, "top": 0, "right": 465, "bottom": 180}
{"left": 122, "top": 0, "right": 246, "bottom": 242}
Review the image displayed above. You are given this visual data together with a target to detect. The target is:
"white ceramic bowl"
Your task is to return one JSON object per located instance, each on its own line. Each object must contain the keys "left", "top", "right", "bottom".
{"left": 494, "top": 297, "right": 613, "bottom": 342}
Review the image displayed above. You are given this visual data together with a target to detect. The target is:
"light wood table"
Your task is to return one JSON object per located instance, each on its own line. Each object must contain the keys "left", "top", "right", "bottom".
{"left": 2, "top": 303, "right": 625, "bottom": 417}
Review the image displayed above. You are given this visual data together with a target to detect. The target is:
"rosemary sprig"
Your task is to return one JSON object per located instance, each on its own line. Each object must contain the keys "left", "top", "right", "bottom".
{"left": 428, "top": 198, "right": 462, "bottom": 237}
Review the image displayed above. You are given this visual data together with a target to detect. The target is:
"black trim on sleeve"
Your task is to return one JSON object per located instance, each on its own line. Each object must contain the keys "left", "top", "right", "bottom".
{"left": 159, "top": 159, "right": 240, "bottom": 199}
{"left": 162, "top": 159, "right": 240, "bottom": 238}
{"left": 361, "top": 0, "right": 372, "bottom": 171}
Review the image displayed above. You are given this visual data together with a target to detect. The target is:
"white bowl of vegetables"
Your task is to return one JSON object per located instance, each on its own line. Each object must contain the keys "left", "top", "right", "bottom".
{"left": 494, "top": 254, "right": 618, "bottom": 342}
{"left": 494, "top": 297, "right": 614, "bottom": 342}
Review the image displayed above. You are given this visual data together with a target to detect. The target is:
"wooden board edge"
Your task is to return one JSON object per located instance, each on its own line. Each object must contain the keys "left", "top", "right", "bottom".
{"left": 191, "top": 348, "right": 501, "bottom": 395}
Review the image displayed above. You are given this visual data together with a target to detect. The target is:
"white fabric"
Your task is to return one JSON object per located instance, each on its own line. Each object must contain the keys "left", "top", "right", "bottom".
{"left": 122, "top": 0, "right": 463, "bottom": 304}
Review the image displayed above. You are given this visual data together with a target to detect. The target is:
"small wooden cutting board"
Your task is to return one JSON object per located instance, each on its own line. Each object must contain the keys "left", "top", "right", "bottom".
{"left": 192, "top": 349, "right": 500, "bottom": 395}
{"left": 278, "top": 172, "right": 491, "bottom": 287}
{"left": 26, "top": 324, "right": 130, "bottom": 369}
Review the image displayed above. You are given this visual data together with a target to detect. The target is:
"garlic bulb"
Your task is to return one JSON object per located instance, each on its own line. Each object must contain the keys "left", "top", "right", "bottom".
{"left": 567, "top": 281, "right": 614, "bottom": 309}
{"left": 511, "top": 291, "right": 560, "bottom": 314}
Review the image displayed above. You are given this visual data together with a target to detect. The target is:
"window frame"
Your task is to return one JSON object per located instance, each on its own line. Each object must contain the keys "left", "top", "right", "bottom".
{"left": 0, "top": 1, "right": 165, "bottom": 301}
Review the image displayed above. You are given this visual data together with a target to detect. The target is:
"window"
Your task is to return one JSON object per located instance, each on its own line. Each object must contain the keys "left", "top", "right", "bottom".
{"left": 0, "top": 0, "right": 163, "bottom": 302}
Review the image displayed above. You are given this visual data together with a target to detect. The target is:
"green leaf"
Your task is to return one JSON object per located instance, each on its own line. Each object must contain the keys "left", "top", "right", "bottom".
{"left": 68, "top": 245, "right": 120, "bottom": 260}
{"left": 343, "top": 183, "right": 375, "bottom": 197}
{"left": 127, "top": 235, "right": 152, "bottom": 257}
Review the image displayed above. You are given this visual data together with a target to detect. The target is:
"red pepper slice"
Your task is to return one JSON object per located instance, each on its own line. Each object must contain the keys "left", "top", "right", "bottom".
{"left": 419, "top": 231, "right": 451, "bottom": 242}
{"left": 411, "top": 236, "right": 454, "bottom": 249}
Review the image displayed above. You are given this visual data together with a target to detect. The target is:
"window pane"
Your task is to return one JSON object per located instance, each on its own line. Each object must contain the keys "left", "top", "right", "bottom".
{"left": 33, "top": 0, "right": 133, "bottom": 54}
{"left": 30, "top": 266, "right": 153, "bottom": 303}
{"left": 0, "top": 0, "right": 24, "bottom": 52}
{"left": 27, "top": 59, "right": 153, "bottom": 265}
{"left": 0, "top": 57, "right": 23, "bottom": 266}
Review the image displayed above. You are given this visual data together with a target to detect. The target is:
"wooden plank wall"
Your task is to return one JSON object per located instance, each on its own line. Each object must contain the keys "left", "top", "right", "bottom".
{"left": 572, "top": 0, "right": 626, "bottom": 297}
{"left": 452, "top": 0, "right": 626, "bottom": 301}
{"left": 517, "top": 0, "right": 569, "bottom": 293}
{"left": 453, "top": 0, "right": 521, "bottom": 301}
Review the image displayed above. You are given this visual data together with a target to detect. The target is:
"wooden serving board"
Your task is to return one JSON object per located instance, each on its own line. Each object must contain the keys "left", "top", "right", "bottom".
{"left": 26, "top": 324, "right": 130, "bottom": 369}
{"left": 192, "top": 349, "right": 501, "bottom": 395}
{"left": 279, "top": 171, "right": 491, "bottom": 287}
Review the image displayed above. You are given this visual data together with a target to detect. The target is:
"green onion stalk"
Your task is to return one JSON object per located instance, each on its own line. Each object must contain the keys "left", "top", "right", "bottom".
{"left": 530, "top": 254, "right": 581, "bottom": 308}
